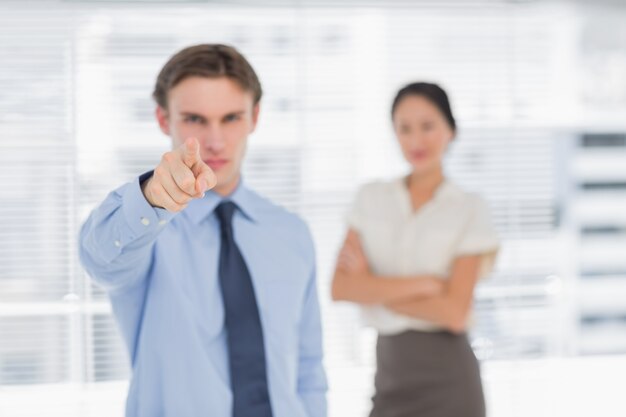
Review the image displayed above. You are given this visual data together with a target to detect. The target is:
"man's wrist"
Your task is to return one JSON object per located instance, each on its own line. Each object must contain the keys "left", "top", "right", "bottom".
{"left": 139, "top": 170, "right": 156, "bottom": 207}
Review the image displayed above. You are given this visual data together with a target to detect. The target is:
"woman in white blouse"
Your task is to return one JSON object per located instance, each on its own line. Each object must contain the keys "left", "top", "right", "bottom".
{"left": 332, "top": 82, "right": 499, "bottom": 417}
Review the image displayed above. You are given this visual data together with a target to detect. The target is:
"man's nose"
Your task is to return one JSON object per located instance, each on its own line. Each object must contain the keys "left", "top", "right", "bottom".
{"left": 201, "top": 126, "right": 226, "bottom": 152}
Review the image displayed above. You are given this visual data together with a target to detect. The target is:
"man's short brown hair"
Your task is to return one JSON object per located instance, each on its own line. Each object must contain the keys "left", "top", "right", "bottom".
{"left": 152, "top": 44, "right": 262, "bottom": 110}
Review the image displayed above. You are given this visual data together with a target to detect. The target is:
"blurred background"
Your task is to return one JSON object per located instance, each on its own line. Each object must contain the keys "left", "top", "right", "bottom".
{"left": 1, "top": 0, "right": 626, "bottom": 416}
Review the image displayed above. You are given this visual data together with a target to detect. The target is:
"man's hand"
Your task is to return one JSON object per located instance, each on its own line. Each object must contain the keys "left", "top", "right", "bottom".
{"left": 142, "top": 138, "right": 217, "bottom": 212}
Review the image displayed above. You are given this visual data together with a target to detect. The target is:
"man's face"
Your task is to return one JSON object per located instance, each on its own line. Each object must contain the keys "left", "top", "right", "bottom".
{"left": 156, "top": 76, "right": 260, "bottom": 196}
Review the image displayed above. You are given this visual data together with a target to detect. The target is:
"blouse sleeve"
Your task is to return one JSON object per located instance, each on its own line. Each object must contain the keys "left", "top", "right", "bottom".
{"left": 455, "top": 195, "right": 500, "bottom": 279}
{"left": 345, "top": 184, "right": 369, "bottom": 233}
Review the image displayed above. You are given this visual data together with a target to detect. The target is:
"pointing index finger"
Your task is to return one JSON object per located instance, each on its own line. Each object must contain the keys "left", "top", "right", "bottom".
{"left": 181, "top": 137, "right": 201, "bottom": 168}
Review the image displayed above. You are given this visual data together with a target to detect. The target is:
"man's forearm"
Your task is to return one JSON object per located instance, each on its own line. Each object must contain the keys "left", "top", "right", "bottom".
{"left": 79, "top": 176, "right": 174, "bottom": 291}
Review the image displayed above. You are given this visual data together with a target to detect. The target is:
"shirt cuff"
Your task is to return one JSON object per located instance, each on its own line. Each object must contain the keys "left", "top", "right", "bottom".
{"left": 122, "top": 172, "right": 177, "bottom": 238}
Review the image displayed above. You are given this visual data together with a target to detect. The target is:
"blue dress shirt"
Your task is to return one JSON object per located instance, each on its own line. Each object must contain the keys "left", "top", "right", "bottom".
{"left": 79, "top": 175, "right": 328, "bottom": 417}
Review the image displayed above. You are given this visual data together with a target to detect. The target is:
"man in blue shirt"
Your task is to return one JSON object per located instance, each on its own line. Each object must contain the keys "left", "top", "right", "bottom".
{"left": 79, "top": 44, "right": 327, "bottom": 417}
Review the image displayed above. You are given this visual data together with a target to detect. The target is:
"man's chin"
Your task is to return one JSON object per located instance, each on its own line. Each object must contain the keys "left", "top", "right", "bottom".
{"left": 212, "top": 173, "right": 241, "bottom": 196}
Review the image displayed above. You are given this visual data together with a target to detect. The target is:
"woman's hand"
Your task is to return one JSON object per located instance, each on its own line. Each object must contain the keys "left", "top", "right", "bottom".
{"left": 337, "top": 229, "right": 370, "bottom": 275}
{"left": 383, "top": 256, "right": 483, "bottom": 334}
{"left": 331, "top": 229, "right": 444, "bottom": 305}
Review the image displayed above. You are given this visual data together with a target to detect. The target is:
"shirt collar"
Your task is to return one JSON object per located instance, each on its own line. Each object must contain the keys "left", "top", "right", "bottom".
{"left": 395, "top": 175, "right": 459, "bottom": 216}
{"left": 397, "top": 175, "right": 453, "bottom": 201}
{"left": 183, "top": 179, "right": 258, "bottom": 225}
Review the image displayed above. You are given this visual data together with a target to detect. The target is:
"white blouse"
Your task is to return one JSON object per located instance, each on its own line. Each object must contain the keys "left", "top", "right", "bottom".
{"left": 346, "top": 177, "right": 500, "bottom": 335}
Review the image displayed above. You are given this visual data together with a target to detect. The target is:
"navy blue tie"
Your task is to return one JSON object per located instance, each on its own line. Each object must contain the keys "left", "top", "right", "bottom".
{"left": 215, "top": 201, "right": 273, "bottom": 417}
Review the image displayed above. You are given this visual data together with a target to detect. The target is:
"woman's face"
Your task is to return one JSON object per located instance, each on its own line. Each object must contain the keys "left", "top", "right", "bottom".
{"left": 392, "top": 94, "right": 454, "bottom": 175}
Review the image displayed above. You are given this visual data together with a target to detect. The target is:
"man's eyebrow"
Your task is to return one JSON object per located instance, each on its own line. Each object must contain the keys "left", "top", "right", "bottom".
{"left": 179, "top": 111, "right": 246, "bottom": 118}
{"left": 223, "top": 110, "right": 246, "bottom": 117}
{"left": 180, "top": 112, "right": 207, "bottom": 118}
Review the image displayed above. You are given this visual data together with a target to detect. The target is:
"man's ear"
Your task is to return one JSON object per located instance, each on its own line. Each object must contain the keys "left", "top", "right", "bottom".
{"left": 156, "top": 106, "right": 170, "bottom": 135}
{"left": 250, "top": 103, "right": 261, "bottom": 133}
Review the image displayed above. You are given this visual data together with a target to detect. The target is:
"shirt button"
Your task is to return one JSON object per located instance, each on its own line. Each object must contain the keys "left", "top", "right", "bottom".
{"left": 114, "top": 240, "right": 121, "bottom": 247}
{"left": 158, "top": 219, "right": 167, "bottom": 226}
{"left": 140, "top": 217, "right": 150, "bottom": 226}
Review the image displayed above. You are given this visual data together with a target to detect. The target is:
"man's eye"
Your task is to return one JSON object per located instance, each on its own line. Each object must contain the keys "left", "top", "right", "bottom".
{"left": 185, "top": 115, "right": 203, "bottom": 123}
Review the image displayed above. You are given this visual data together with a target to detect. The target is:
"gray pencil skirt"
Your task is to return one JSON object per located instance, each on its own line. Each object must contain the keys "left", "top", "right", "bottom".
{"left": 369, "top": 330, "right": 486, "bottom": 417}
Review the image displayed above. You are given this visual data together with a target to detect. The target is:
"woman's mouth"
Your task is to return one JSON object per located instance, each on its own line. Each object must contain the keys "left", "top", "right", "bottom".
{"left": 410, "top": 150, "right": 428, "bottom": 161}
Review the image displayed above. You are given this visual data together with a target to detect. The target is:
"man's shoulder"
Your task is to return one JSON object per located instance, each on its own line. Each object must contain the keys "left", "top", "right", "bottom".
{"left": 245, "top": 188, "right": 315, "bottom": 261}
{"left": 246, "top": 188, "right": 310, "bottom": 234}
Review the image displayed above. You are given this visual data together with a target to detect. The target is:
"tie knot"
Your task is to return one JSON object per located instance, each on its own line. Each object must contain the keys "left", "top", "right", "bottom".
{"left": 215, "top": 201, "right": 237, "bottom": 232}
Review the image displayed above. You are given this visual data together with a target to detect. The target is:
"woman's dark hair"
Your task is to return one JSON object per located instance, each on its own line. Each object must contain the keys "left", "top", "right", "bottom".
{"left": 391, "top": 82, "right": 456, "bottom": 131}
